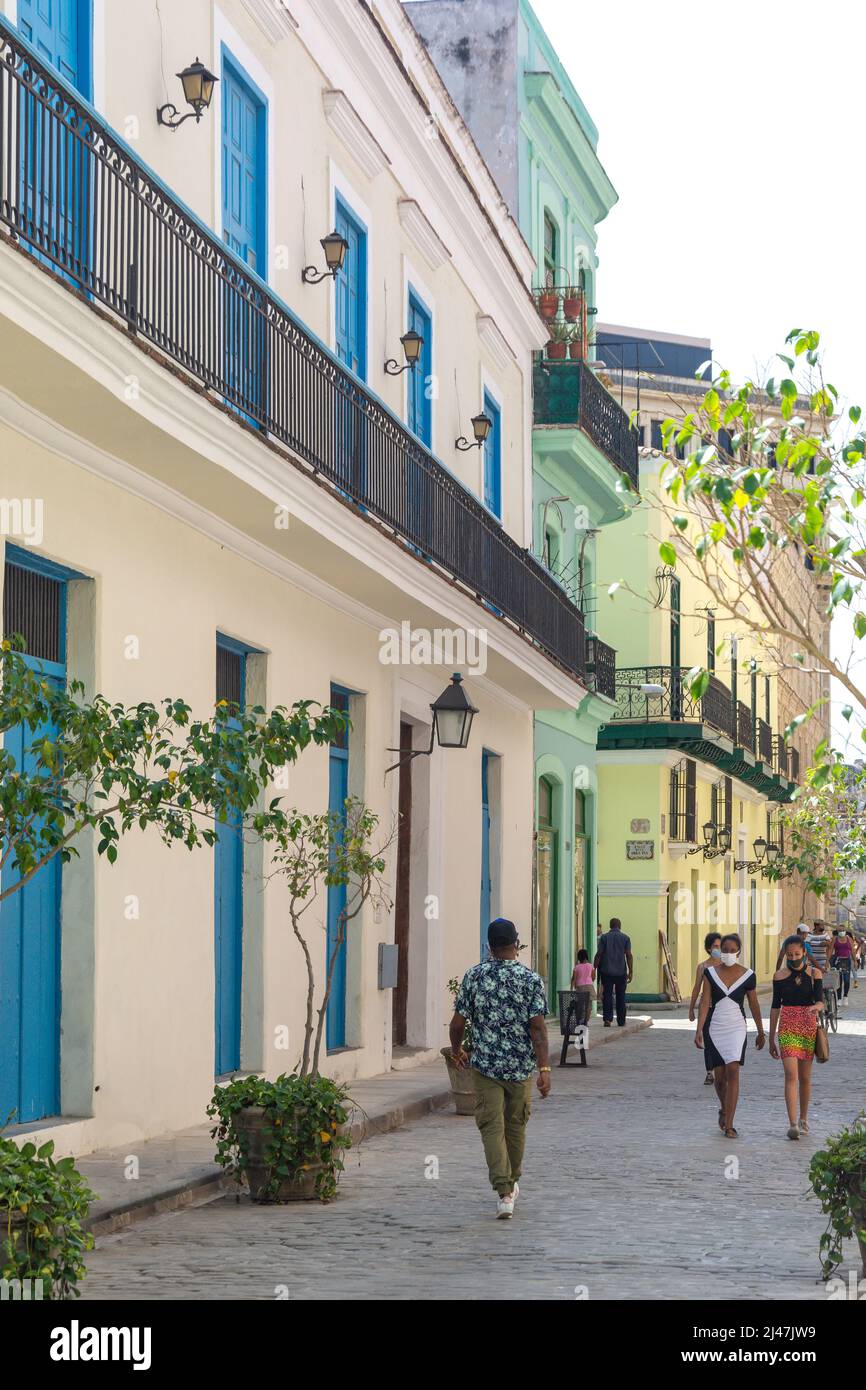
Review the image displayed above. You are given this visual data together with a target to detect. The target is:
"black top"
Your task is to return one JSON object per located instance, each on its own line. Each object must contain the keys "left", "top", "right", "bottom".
{"left": 771, "top": 968, "right": 823, "bottom": 1009}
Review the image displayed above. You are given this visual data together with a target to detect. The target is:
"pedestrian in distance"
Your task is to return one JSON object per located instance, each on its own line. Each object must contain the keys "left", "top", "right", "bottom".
{"left": 689, "top": 932, "right": 722, "bottom": 1086}
{"left": 570, "top": 948, "right": 596, "bottom": 1029}
{"left": 774, "top": 923, "right": 812, "bottom": 972}
{"left": 449, "top": 919, "right": 551, "bottom": 1220}
{"left": 806, "top": 919, "right": 834, "bottom": 972}
{"left": 768, "top": 933, "right": 824, "bottom": 1139}
{"left": 593, "top": 917, "right": 633, "bottom": 1028}
{"left": 695, "top": 932, "right": 765, "bottom": 1139}
{"left": 831, "top": 928, "right": 854, "bottom": 1006}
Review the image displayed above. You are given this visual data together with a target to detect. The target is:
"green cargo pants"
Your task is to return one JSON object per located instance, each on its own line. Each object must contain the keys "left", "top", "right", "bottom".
{"left": 472, "top": 1069, "right": 533, "bottom": 1196}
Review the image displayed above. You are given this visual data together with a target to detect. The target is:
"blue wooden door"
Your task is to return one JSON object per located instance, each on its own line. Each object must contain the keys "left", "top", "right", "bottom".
{"left": 16, "top": 0, "right": 92, "bottom": 285}
{"left": 0, "top": 552, "right": 67, "bottom": 1125}
{"left": 214, "top": 641, "right": 245, "bottom": 1075}
{"left": 334, "top": 198, "right": 367, "bottom": 498}
{"left": 326, "top": 687, "right": 350, "bottom": 1051}
{"left": 221, "top": 55, "right": 267, "bottom": 424}
{"left": 405, "top": 290, "right": 432, "bottom": 548}
{"left": 480, "top": 751, "right": 492, "bottom": 961}
{"left": 482, "top": 390, "right": 502, "bottom": 518}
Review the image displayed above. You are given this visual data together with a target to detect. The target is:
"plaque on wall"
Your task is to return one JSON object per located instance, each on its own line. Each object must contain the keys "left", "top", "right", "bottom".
{"left": 630, "top": 818, "right": 651, "bottom": 834}
{"left": 626, "top": 839, "right": 654, "bottom": 860}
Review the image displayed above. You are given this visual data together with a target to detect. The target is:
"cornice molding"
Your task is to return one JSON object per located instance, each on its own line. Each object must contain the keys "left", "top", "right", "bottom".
{"left": 523, "top": 72, "right": 618, "bottom": 224}
{"left": 598, "top": 880, "right": 670, "bottom": 898}
{"left": 397, "top": 198, "right": 451, "bottom": 270}
{"left": 240, "top": 0, "right": 298, "bottom": 43}
{"left": 322, "top": 89, "right": 390, "bottom": 181}
{"left": 476, "top": 314, "right": 514, "bottom": 374}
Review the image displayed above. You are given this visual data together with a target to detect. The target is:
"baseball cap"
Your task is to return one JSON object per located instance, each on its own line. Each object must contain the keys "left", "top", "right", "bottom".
{"left": 488, "top": 918, "right": 519, "bottom": 948}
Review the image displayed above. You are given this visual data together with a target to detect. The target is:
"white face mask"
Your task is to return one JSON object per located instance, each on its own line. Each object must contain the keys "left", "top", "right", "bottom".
{"left": 720, "top": 951, "right": 739, "bottom": 966}
{"left": 840, "top": 932, "right": 847, "bottom": 939}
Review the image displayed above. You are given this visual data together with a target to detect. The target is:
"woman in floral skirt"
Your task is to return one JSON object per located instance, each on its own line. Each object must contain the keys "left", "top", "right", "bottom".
{"left": 769, "top": 933, "right": 824, "bottom": 1140}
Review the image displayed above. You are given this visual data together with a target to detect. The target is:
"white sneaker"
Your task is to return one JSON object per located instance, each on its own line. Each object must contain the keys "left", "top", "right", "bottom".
{"left": 512, "top": 1182, "right": 519, "bottom": 1201}
{"left": 496, "top": 1192, "right": 515, "bottom": 1219}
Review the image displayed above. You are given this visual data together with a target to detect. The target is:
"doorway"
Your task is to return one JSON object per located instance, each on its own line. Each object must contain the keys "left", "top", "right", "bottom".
{"left": 392, "top": 722, "right": 413, "bottom": 1046}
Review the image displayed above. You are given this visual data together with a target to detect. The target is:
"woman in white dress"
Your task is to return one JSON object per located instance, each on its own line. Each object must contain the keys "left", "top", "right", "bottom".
{"left": 695, "top": 933, "right": 766, "bottom": 1138}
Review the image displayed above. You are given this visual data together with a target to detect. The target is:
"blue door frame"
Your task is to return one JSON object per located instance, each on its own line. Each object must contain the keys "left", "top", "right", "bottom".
{"left": 214, "top": 636, "right": 247, "bottom": 1076}
{"left": 480, "top": 751, "right": 493, "bottom": 961}
{"left": 221, "top": 49, "right": 268, "bottom": 425}
{"left": 406, "top": 288, "right": 432, "bottom": 446}
{"left": 334, "top": 197, "right": 368, "bottom": 499}
{"left": 0, "top": 546, "right": 76, "bottom": 1124}
{"left": 16, "top": 1, "right": 93, "bottom": 287}
{"left": 326, "top": 686, "right": 351, "bottom": 1051}
{"left": 482, "top": 390, "right": 502, "bottom": 519}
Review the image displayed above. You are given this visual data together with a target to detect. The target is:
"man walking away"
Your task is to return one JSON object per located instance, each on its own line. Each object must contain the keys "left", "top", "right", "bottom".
{"left": 450, "top": 919, "right": 550, "bottom": 1220}
{"left": 594, "top": 917, "right": 633, "bottom": 1028}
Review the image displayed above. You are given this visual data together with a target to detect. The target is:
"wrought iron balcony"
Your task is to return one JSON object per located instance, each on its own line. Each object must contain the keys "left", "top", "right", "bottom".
{"left": 585, "top": 635, "right": 617, "bottom": 700}
{"left": 532, "top": 359, "right": 640, "bottom": 491}
{"left": 789, "top": 746, "right": 800, "bottom": 782}
{"left": 0, "top": 18, "right": 586, "bottom": 683}
{"left": 610, "top": 667, "right": 738, "bottom": 740}
{"left": 757, "top": 717, "right": 774, "bottom": 765}
{"left": 736, "top": 699, "right": 754, "bottom": 752}
{"left": 773, "top": 735, "right": 789, "bottom": 779}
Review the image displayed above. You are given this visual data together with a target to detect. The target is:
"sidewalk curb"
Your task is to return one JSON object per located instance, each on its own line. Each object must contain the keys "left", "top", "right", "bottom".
{"left": 87, "top": 1019, "right": 651, "bottom": 1239}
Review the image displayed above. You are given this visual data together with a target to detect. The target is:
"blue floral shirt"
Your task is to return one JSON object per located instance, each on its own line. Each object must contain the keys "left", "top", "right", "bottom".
{"left": 455, "top": 959, "right": 548, "bottom": 1081}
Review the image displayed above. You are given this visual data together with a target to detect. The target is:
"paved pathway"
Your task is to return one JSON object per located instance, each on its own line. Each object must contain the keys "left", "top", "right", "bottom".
{"left": 81, "top": 986, "right": 866, "bottom": 1300}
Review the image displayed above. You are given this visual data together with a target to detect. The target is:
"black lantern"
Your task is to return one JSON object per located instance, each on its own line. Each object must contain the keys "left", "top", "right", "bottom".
{"left": 752, "top": 836, "right": 767, "bottom": 862}
{"left": 157, "top": 58, "right": 218, "bottom": 131}
{"left": 702, "top": 820, "right": 717, "bottom": 847}
{"left": 302, "top": 231, "right": 349, "bottom": 284}
{"left": 717, "top": 825, "right": 732, "bottom": 854}
{"left": 385, "top": 329, "right": 424, "bottom": 376}
{"left": 765, "top": 842, "right": 781, "bottom": 866}
{"left": 431, "top": 673, "right": 478, "bottom": 749}
{"left": 456, "top": 413, "right": 493, "bottom": 451}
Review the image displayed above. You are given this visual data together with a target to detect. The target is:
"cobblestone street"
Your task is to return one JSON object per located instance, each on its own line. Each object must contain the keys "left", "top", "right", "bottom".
{"left": 79, "top": 988, "right": 866, "bottom": 1302}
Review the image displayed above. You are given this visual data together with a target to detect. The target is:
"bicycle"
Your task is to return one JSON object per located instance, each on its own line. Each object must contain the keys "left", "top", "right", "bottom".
{"left": 822, "top": 967, "right": 840, "bottom": 1034}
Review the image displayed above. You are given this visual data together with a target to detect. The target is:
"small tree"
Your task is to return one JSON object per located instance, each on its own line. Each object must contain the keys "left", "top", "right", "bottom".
{"left": 772, "top": 760, "right": 866, "bottom": 915}
{"left": 654, "top": 329, "right": 864, "bottom": 742}
{"left": 259, "top": 797, "right": 395, "bottom": 1077}
{"left": 0, "top": 642, "right": 345, "bottom": 902}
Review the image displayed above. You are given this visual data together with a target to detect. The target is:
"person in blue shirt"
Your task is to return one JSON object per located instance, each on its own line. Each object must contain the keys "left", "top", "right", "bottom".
{"left": 593, "top": 917, "right": 634, "bottom": 1027}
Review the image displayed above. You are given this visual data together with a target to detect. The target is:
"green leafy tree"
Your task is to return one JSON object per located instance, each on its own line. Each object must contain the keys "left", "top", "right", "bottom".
{"left": 257, "top": 797, "right": 395, "bottom": 1077}
{"left": 0, "top": 642, "right": 345, "bottom": 903}
{"left": 654, "top": 329, "right": 862, "bottom": 737}
{"left": 770, "top": 759, "right": 866, "bottom": 913}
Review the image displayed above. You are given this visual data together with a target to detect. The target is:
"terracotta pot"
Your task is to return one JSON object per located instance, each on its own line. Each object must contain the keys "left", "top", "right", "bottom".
{"left": 233, "top": 1105, "right": 327, "bottom": 1202}
{"left": 537, "top": 291, "right": 558, "bottom": 320}
{"left": 547, "top": 341, "right": 567, "bottom": 361}
{"left": 563, "top": 295, "right": 582, "bottom": 321}
{"left": 441, "top": 1048, "right": 476, "bottom": 1115}
{"left": 569, "top": 340, "right": 583, "bottom": 360}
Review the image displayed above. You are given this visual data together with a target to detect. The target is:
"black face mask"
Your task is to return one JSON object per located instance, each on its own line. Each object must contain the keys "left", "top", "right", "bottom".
{"left": 787, "top": 957, "right": 806, "bottom": 972}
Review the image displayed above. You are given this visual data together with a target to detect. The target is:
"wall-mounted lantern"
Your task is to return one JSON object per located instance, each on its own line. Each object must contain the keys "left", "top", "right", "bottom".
{"left": 385, "top": 330, "right": 424, "bottom": 376}
{"left": 455, "top": 413, "right": 492, "bottom": 451}
{"left": 157, "top": 58, "right": 218, "bottom": 131}
{"left": 302, "top": 231, "right": 349, "bottom": 284}
{"left": 691, "top": 821, "right": 731, "bottom": 860}
{"left": 735, "top": 836, "right": 767, "bottom": 873}
{"left": 384, "top": 674, "right": 478, "bottom": 778}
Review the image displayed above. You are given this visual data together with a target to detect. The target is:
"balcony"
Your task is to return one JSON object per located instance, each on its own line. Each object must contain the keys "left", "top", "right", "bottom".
{"left": 532, "top": 359, "right": 640, "bottom": 492}
{"left": 0, "top": 18, "right": 586, "bottom": 684}
{"left": 598, "top": 666, "right": 796, "bottom": 800}
{"left": 585, "top": 634, "right": 616, "bottom": 700}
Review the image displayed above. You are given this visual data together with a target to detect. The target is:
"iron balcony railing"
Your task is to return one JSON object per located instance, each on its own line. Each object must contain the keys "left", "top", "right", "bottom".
{"left": 585, "top": 635, "right": 617, "bottom": 700}
{"left": 532, "top": 360, "right": 640, "bottom": 491}
{"left": 773, "top": 735, "right": 789, "bottom": 779}
{"left": 610, "top": 666, "right": 737, "bottom": 741}
{"left": 0, "top": 19, "right": 586, "bottom": 682}
{"left": 736, "top": 699, "right": 754, "bottom": 752}
{"left": 789, "top": 747, "right": 800, "bottom": 782}
{"left": 757, "top": 717, "right": 774, "bottom": 765}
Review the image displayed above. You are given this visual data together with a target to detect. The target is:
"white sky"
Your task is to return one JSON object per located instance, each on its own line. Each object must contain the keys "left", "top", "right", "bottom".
{"left": 531, "top": 0, "right": 865, "bottom": 753}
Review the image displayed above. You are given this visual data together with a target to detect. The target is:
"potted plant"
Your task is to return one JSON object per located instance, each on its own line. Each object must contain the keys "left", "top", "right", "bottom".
{"left": 0, "top": 1136, "right": 96, "bottom": 1299}
{"left": 563, "top": 286, "right": 584, "bottom": 322}
{"left": 808, "top": 1112, "right": 866, "bottom": 1279}
{"left": 208, "top": 1072, "right": 352, "bottom": 1203}
{"left": 546, "top": 319, "right": 569, "bottom": 361}
{"left": 441, "top": 978, "right": 476, "bottom": 1114}
{"left": 536, "top": 286, "right": 559, "bottom": 321}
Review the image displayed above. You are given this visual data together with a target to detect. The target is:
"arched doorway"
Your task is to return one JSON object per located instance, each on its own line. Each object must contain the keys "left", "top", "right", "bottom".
{"left": 573, "top": 789, "right": 588, "bottom": 956}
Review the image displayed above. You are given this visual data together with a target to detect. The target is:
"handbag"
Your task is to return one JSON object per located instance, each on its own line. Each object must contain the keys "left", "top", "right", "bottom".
{"left": 815, "top": 1023, "right": 829, "bottom": 1064}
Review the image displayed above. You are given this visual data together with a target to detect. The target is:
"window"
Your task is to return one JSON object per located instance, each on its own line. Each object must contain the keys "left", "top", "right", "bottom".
{"left": 482, "top": 389, "right": 502, "bottom": 519}
{"left": 651, "top": 420, "right": 664, "bottom": 450}
{"left": 538, "top": 777, "right": 553, "bottom": 825}
{"left": 669, "top": 758, "right": 696, "bottom": 843}
{"left": 543, "top": 211, "right": 558, "bottom": 288}
{"left": 406, "top": 287, "right": 432, "bottom": 447}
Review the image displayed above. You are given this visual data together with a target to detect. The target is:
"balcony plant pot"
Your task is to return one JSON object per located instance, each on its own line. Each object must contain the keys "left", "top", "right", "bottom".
{"left": 440, "top": 1047, "right": 476, "bottom": 1115}
{"left": 569, "top": 339, "right": 584, "bottom": 360}
{"left": 563, "top": 293, "right": 582, "bottom": 321}
{"left": 546, "top": 341, "right": 568, "bottom": 361}
{"left": 231, "top": 1105, "right": 325, "bottom": 1201}
{"left": 537, "top": 290, "right": 559, "bottom": 320}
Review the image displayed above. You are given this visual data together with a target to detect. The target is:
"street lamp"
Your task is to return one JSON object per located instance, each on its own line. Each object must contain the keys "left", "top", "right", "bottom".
{"left": 385, "top": 330, "right": 424, "bottom": 376}
{"left": 456, "top": 413, "right": 492, "bottom": 451}
{"left": 384, "top": 674, "right": 478, "bottom": 777}
{"left": 302, "top": 231, "right": 349, "bottom": 284}
{"left": 157, "top": 58, "right": 218, "bottom": 131}
{"left": 735, "top": 836, "right": 768, "bottom": 873}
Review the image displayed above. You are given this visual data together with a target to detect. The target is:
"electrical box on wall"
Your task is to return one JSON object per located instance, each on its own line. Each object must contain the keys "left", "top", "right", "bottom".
{"left": 378, "top": 943, "right": 399, "bottom": 990}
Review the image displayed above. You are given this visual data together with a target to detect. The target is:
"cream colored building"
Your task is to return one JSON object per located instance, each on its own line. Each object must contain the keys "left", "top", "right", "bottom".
{"left": 0, "top": 0, "right": 590, "bottom": 1153}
